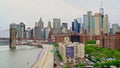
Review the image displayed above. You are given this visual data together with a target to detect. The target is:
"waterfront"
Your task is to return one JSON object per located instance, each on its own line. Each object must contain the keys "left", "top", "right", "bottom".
{"left": 0, "top": 45, "right": 42, "bottom": 68}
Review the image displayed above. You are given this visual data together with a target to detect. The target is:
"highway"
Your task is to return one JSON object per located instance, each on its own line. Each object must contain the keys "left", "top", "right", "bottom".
{"left": 30, "top": 44, "right": 54, "bottom": 68}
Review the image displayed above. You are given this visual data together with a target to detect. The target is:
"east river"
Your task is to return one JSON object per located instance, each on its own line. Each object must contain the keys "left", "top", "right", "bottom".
{"left": 0, "top": 45, "right": 42, "bottom": 68}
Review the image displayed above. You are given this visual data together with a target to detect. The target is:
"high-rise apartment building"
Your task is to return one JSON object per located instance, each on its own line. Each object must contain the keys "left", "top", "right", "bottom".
{"left": 94, "top": 13, "right": 101, "bottom": 35}
{"left": 53, "top": 18, "right": 61, "bottom": 32}
{"left": 103, "top": 14, "right": 108, "bottom": 34}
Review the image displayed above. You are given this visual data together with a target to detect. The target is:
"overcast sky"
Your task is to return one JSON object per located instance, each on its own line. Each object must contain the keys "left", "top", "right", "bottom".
{"left": 0, "top": 0, "right": 120, "bottom": 37}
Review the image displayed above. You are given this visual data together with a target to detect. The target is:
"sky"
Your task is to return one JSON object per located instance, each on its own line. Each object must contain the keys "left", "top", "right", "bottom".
{"left": 0, "top": 0, "right": 120, "bottom": 37}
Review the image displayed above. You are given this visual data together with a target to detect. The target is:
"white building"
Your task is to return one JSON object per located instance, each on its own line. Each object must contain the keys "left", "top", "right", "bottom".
{"left": 58, "top": 37, "right": 85, "bottom": 66}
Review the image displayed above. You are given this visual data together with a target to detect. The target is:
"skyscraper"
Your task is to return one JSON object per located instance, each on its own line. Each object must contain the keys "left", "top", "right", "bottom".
{"left": 90, "top": 15, "right": 95, "bottom": 35}
{"left": 99, "top": 2, "right": 104, "bottom": 15}
{"left": 72, "top": 19, "right": 81, "bottom": 33}
{"left": 33, "top": 17, "right": 44, "bottom": 38}
{"left": 87, "top": 11, "right": 92, "bottom": 33}
{"left": 44, "top": 27, "right": 51, "bottom": 39}
{"left": 62, "top": 23, "right": 68, "bottom": 30}
{"left": 53, "top": 18, "right": 61, "bottom": 32}
{"left": 38, "top": 17, "right": 44, "bottom": 29}
{"left": 17, "top": 22, "right": 25, "bottom": 39}
{"left": 83, "top": 14, "right": 88, "bottom": 31}
{"left": 44, "top": 20, "right": 52, "bottom": 38}
{"left": 33, "top": 22, "right": 39, "bottom": 38}
{"left": 99, "top": 2, "right": 105, "bottom": 34}
{"left": 94, "top": 13, "right": 100, "bottom": 35}
{"left": 38, "top": 17, "right": 44, "bottom": 38}
{"left": 25, "top": 27, "right": 31, "bottom": 38}
{"left": 99, "top": 14, "right": 104, "bottom": 33}
{"left": 112, "top": 24, "right": 119, "bottom": 33}
{"left": 103, "top": 14, "right": 108, "bottom": 34}
{"left": 48, "top": 20, "right": 51, "bottom": 28}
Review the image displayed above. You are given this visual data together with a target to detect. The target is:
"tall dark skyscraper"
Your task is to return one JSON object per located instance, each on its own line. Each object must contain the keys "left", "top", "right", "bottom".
{"left": 72, "top": 19, "right": 81, "bottom": 33}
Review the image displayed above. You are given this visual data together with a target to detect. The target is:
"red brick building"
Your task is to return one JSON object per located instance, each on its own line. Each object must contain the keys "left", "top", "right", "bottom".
{"left": 55, "top": 32, "right": 120, "bottom": 50}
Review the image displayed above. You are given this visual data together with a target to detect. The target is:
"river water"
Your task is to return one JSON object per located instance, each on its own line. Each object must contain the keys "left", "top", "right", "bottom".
{"left": 0, "top": 45, "right": 42, "bottom": 68}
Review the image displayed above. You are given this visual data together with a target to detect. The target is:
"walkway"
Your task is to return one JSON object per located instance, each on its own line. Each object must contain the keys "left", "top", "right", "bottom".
{"left": 30, "top": 44, "right": 54, "bottom": 68}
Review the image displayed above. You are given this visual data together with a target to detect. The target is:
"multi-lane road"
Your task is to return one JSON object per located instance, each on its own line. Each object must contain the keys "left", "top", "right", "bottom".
{"left": 30, "top": 44, "right": 54, "bottom": 68}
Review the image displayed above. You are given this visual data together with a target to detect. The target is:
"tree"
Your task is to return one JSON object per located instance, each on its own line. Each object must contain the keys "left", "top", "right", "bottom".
{"left": 54, "top": 43, "right": 59, "bottom": 48}
{"left": 56, "top": 50, "right": 63, "bottom": 61}
{"left": 112, "top": 50, "right": 120, "bottom": 60}
{"left": 102, "top": 48, "right": 112, "bottom": 58}
{"left": 62, "top": 65, "right": 69, "bottom": 68}
{"left": 112, "top": 60, "right": 120, "bottom": 67}
{"left": 85, "top": 40, "right": 96, "bottom": 45}
{"left": 93, "top": 63, "right": 100, "bottom": 68}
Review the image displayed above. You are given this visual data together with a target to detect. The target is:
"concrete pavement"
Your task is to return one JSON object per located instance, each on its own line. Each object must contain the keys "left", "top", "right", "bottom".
{"left": 30, "top": 44, "right": 54, "bottom": 68}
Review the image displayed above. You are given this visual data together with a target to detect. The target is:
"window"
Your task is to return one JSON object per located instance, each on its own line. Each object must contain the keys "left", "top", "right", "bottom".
{"left": 71, "top": 60, "right": 73, "bottom": 62}
{"left": 66, "top": 60, "right": 69, "bottom": 62}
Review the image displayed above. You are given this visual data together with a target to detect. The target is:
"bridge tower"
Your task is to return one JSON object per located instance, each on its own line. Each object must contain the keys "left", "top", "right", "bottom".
{"left": 9, "top": 23, "right": 17, "bottom": 49}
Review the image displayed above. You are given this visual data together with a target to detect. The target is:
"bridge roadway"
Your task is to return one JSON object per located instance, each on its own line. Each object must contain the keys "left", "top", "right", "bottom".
{"left": 30, "top": 44, "right": 54, "bottom": 68}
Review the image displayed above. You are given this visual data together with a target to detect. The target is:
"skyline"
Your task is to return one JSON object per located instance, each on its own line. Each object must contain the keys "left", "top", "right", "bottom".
{"left": 0, "top": 0, "right": 120, "bottom": 31}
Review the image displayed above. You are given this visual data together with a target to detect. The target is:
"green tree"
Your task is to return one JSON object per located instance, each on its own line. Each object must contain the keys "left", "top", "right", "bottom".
{"left": 85, "top": 40, "right": 96, "bottom": 45}
{"left": 54, "top": 43, "right": 59, "bottom": 48}
{"left": 112, "top": 50, "right": 120, "bottom": 60}
{"left": 112, "top": 60, "right": 120, "bottom": 67}
{"left": 102, "top": 48, "right": 112, "bottom": 58}
{"left": 62, "top": 65, "right": 69, "bottom": 68}
{"left": 56, "top": 50, "right": 63, "bottom": 61}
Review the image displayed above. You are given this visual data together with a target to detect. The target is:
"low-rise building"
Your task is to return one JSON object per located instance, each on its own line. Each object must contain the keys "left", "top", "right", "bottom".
{"left": 58, "top": 37, "right": 85, "bottom": 67}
